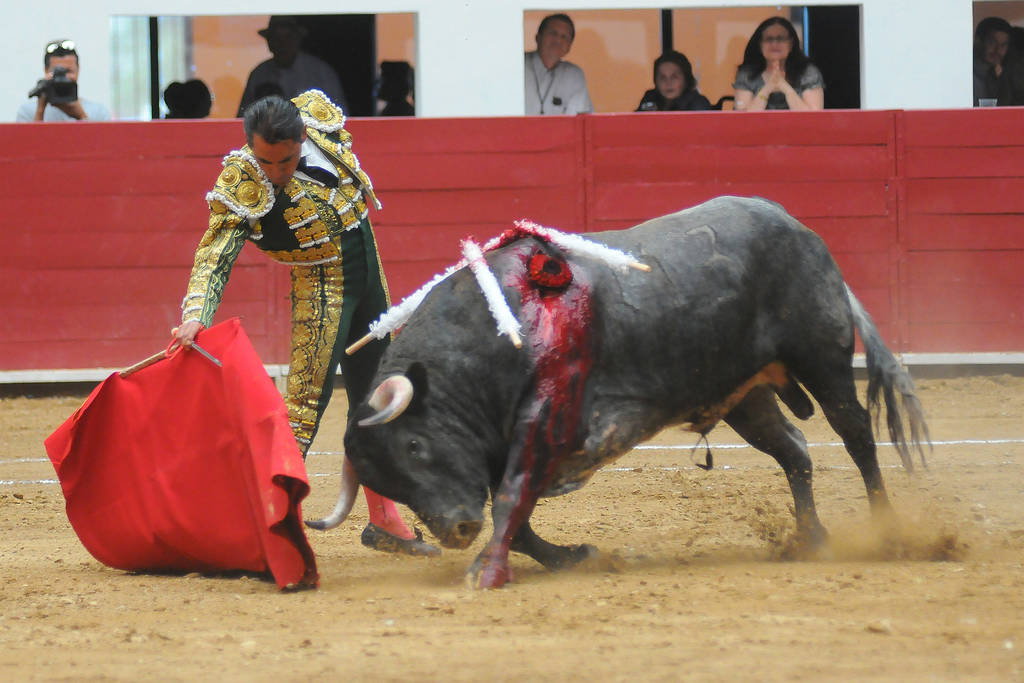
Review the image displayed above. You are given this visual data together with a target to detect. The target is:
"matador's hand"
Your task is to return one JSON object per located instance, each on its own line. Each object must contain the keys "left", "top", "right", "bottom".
{"left": 170, "top": 321, "right": 204, "bottom": 351}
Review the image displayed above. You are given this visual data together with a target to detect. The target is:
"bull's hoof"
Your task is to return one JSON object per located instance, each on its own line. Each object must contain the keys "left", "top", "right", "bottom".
{"left": 547, "top": 543, "right": 599, "bottom": 570}
{"left": 465, "top": 554, "right": 513, "bottom": 589}
{"left": 361, "top": 524, "right": 441, "bottom": 557}
{"left": 774, "top": 525, "right": 831, "bottom": 561}
{"left": 467, "top": 563, "right": 512, "bottom": 589}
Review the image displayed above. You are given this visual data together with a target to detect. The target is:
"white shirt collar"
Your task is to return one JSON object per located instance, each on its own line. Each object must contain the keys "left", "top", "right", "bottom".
{"left": 294, "top": 138, "right": 337, "bottom": 185}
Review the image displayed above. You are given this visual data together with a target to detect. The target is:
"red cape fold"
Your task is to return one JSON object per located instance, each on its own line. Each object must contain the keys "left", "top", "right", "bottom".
{"left": 44, "top": 318, "right": 318, "bottom": 589}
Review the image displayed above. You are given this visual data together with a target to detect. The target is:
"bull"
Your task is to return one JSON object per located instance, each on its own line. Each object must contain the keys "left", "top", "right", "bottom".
{"left": 308, "top": 196, "right": 928, "bottom": 588}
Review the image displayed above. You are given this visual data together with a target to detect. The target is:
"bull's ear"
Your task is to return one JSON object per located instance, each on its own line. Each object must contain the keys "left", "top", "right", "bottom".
{"left": 406, "top": 362, "right": 429, "bottom": 413}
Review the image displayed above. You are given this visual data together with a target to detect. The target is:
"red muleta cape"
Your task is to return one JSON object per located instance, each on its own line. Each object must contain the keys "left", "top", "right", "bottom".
{"left": 44, "top": 318, "right": 318, "bottom": 589}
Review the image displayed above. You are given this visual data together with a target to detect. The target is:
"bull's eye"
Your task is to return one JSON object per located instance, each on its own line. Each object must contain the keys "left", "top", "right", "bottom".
{"left": 407, "top": 439, "right": 423, "bottom": 458}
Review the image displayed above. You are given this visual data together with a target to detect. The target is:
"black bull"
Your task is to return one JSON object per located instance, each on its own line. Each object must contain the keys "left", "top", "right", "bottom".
{"left": 308, "top": 196, "right": 929, "bottom": 588}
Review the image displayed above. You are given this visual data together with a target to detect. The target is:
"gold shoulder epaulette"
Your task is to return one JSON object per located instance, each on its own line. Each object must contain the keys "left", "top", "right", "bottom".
{"left": 204, "top": 149, "right": 275, "bottom": 220}
{"left": 292, "top": 89, "right": 347, "bottom": 133}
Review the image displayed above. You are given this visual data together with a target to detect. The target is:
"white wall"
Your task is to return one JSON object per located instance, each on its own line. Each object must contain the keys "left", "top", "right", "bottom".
{"left": 3, "top": 0, "right": 980, "bottom": 122}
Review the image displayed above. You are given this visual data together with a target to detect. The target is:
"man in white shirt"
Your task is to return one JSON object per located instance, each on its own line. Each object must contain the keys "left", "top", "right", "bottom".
{"left": 16, "top": 39, "right": 111, "bottom": 122}
{"left": 237, "top": 16, "right": 348, "bottom": 116}
{"left": 524, "top": 13, "right": 593, "bottom": 115}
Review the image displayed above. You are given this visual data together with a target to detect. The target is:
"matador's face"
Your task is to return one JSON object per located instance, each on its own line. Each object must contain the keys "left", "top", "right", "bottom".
{"left": 250, "top": 132, "right": 305, "bottom": 190}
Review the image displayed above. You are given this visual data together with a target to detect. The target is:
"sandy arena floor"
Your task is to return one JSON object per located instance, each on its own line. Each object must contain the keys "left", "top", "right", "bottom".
{"left": 1, "top": 373, "right": 1023, "bottom": 681}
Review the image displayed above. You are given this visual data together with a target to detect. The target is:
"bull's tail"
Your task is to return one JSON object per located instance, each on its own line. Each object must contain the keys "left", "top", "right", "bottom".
{"left": 845, "top": 284, "right": 931, "bottom": 470}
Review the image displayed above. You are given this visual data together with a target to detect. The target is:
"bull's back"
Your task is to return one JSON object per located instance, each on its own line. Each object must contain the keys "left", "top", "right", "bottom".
{"left": 570, "top": 197, "right": 851, "bottom": 454}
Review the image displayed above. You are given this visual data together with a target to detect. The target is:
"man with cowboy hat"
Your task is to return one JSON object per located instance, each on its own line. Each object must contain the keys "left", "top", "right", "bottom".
{"left": 237, "top": 15, "right": 348, "bottom": 116}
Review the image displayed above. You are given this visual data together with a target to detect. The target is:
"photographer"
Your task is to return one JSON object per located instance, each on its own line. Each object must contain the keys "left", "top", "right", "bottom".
{"left": 17, "top": 39, "right": 110, "bottom": 122}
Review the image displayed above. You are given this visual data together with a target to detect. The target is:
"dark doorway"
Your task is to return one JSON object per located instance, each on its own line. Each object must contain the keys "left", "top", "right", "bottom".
{"left": 297, "top": 14, "right": 377, "bottom": 117}
{"left": 806, "top": 6, "right": 861, "bottom": 109}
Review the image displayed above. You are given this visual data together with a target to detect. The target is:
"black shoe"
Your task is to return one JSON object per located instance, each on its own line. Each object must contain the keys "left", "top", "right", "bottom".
{"left": 361, "top": 524, "right": 441, "bottom": 557}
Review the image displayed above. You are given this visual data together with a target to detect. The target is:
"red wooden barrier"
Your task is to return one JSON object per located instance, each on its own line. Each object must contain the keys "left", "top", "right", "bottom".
{"left": 2, "top": 109, "right": 1022, "bottom": 377}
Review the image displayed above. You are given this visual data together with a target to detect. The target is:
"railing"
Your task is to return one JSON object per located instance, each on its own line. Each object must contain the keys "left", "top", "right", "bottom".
{"left": 2, "top": 108, "right": 1022, "bottom": 380}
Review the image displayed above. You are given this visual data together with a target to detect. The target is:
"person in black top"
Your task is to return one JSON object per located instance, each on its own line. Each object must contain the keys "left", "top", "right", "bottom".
{"left": 635, "top": 50, "right": 711, "bottom": 112}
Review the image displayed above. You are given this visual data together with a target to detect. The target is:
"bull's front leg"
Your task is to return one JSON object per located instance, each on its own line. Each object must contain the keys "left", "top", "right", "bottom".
{"left": 467, "top": 469, "right": 541, "bottom": 589}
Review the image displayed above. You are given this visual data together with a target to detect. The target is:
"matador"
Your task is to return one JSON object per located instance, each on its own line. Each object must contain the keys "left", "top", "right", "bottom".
{"left": 172, "top": 89, "right": 438, "bottom": 556}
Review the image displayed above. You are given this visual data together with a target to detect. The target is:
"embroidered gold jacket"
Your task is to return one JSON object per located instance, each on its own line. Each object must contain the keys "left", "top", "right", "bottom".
{"left": 181, "top": 90, "right": 381, "bottom": 326}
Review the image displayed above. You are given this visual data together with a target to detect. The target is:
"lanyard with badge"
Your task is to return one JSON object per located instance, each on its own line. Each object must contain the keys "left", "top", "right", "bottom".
{"left": 535, "top": 60, "right": 562, "bottom": 114}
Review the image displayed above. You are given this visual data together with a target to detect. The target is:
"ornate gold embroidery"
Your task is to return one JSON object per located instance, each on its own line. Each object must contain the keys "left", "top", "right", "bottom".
{"left": 207, "top": 151, "right": 274, "bottom": 219}
{"left": 237, "top": 181, "right": 261, "bottom": 205}
{"left": 261, "top": 240, "right": 341, "bottom": 265}
{"left": 181, "top": 214, "right": 248, "bottom": 326}
{"left": 292, "top": 90, "right": 346, "bottom": 132}
{"left": 219, "top": 165, "right": 241, "bottom": 187}
{"left": 285, "top": 262, "right": 344, "bottom": 451}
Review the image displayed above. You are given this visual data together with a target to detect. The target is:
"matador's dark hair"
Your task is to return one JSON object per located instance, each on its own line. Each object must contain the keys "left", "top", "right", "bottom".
{"left": 243, "top": 95, "right": 304, "bottom": 147}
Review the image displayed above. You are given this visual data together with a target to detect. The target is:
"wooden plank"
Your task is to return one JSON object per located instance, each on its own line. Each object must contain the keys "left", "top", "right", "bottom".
{"left": 7, "top": 232, "right": 261, "bottom": 269}
{"left": 905, "top": 178, "right": 1024, "bottom": 214}
{"left": 0, "top": 195, "right": 210, "bottom": 233}
{"left": 0, "top": 119, "right": 238, "bottom": 160}
{"left": 590, "top": 181, "right": 889, "bottom": 222}
{"left": 369, "top": 150, "right": 579, "bottom": 190}
{"left": 903, "top": 109, "right": 1024, "bottom": 148}
{"left": 905, "top": 251, "right": 1024, "bottom": 286}
{"left": 832, "top": 254, "right": 891, "bottom": 292}
{"left": 904, "top": 323, "right": 1024, "bottom": 353}
{"left": 9, "top": 157, "right": 225, "bottom": 197}
{"left": 0, "top": 331, "right": 280, "bottom": 371}
{"left": 591, "top": 145, "right": 890, "bottom": 184}
{"left": 588, "top": 110, "right": 894, "bottom": 147}
{"left": 803, "top": 216, "right": 893, "bottom": 254}
{"left": 376, "top": 187, "right": 584, "bottom": 229}
{"left": 906, "top": 285, "right": 1024, "bottom": 323}
{"left": 903, "top": 146, "right": 1024, "bottom": 179}
{"left": 351, "top": 116, "right": 579, "bottom": 154}
{"left": 3, "top": 264, "right": 272, "bottom": 305}
{"left": 6, "top": 301, "right": 270, "bottom": 343}
{"left": 375, "top": 221, "right": 516, "bottom": 262}
{"left": 903, "top": 214, "right": 1024, "bottom": 250}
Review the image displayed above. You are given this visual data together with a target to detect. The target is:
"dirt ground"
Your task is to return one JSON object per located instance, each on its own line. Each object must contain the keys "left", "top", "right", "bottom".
{"left": 1, "top": 372, "right": 1023, "bottom": 681}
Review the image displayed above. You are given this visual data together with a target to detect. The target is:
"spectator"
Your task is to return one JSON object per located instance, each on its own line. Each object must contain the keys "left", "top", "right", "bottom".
{"left": 16, "top": 39, "right": 110, "bottom": 122}
{"left": 163, "top": 79, "right": 212, "bottom": 119}
{"left": 173, "top": 91, "right": 438, "bottom": 557}
{"left": 525, "top": 13, "right": 593, "bottom": 115}
{"left": 376, "top": 61, "right": 415, "bottom": 116}
{"left": 236, "top": 16, "right": 348, "bottom": 116}
{"left": 973, "top": 17, "right": 1024, "bottom": 106}
{"left": 635, "top": 51, "right": 712, "bottom": 112}
{"left": 732, "top": 17, "right": 824, "bottom": 111}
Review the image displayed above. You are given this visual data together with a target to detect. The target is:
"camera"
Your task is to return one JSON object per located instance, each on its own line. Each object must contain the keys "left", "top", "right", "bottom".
{"left": 28, "top": 66, "right": 78, "bottom": 104}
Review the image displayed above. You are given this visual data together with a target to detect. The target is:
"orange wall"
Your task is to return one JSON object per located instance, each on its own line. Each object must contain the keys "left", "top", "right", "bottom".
{"left": 191, "top": 13, "right": 416, "bottom": 119}
{"left": 192, "top": 15, "right": 272, "bottom": 119}
{"left": 377, "top": 12, "right": 416, "bottom": 64}
{"left": 973, "top": 2, "right": 1024, "bottom": 27}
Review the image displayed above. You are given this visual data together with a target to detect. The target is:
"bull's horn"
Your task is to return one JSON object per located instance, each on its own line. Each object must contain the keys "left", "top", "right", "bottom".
{"left": 305, "top": 457, "right": 360, "bottom": 530}
{"left": 357, "top": 375, "right": 414, "bottom": 427}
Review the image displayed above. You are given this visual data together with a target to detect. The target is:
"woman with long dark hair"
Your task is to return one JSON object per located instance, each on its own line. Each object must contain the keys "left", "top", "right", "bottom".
{"left": 635, "top": 50, "right": 711, "bottom": 111}
{"left": 732, "top": 16, "right": 824, "bottom": 111}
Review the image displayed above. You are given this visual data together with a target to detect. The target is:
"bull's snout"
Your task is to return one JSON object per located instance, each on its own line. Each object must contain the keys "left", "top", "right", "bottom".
{"left": 452, "top": 519, "right": 482, "bottom": 545}
{"left": 428, "top": 514, "right": 483, "bottom": 549}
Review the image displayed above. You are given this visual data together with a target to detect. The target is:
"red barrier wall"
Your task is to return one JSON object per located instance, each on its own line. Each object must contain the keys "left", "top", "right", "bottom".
{"left": 2, "top": 109, "right": 1022, "bottom": 374}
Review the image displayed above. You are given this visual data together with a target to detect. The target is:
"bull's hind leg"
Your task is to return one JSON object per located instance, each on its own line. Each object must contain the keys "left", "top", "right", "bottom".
{"left": 510, "top": 521, "right": 596, "bottom": 570}
{"left": 798, "top": 365, "right": 892, "bottom": 515}
{"left": 724, "top": 385, "right": 828, "bottom": 546}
